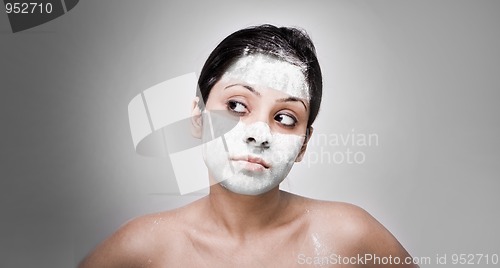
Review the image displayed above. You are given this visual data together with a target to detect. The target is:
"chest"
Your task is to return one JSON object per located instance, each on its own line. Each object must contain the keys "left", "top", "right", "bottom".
{"left": 151, "top": 231, "right": 344, "bottom": 267}
{"left": 153, "top": 246, "right": 340, "bottom": 268}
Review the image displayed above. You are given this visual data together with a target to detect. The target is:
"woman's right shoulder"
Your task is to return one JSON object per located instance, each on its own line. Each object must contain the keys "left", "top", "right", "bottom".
{"left": 78, "top": 208, "right": 193, "bottom": 267}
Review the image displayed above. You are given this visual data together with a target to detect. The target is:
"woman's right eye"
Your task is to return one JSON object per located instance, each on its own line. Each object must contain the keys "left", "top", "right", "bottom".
{"left": 226, "top": 100, "right": 248, "bottom": 115}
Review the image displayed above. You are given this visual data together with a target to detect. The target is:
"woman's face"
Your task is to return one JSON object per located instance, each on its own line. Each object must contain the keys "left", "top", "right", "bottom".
{"left": 201, "top": 53, "right": 310, "bottom": 195}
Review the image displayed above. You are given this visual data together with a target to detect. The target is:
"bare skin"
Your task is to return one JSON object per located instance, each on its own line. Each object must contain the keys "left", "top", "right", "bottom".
{"left": 80, "top": 57, "right": 419, "bottom": 267}
{"left": 79, "top": 186, "right": 418, "bottom": 267}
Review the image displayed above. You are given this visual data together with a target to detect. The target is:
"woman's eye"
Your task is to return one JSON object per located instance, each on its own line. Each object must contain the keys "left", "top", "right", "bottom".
{"left": 227, "top": 100, "right": 248, "bottom": 115}
{"left": 274, "top": 113, "right": 297, "bottom": 127}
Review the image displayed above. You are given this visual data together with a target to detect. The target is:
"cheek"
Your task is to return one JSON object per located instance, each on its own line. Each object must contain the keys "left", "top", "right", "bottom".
{"left": 202, "top": 138, "right": 226, "bottom": 163}
{"left": 268, "top": 133, "right": 305, "bottom": 164}
{"left": 201, "top": 137, "right": 236, "bottom": 181}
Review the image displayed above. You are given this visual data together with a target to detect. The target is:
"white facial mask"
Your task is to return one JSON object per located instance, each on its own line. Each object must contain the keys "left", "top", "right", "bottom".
{"left": 202, "top": 119, "right": 305, "bottom": 195}
{"left": 221, "top": 53, "right": 310, "bottom": 101}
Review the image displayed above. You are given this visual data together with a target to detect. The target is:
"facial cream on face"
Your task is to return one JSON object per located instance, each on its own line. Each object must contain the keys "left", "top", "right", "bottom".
{"left": 202, "top": 120, "right": 305, "bottom": 195}
{"left": 221, "top": 53, "right": 310, "bottom": 101}
{"left": 201, "top": 53, "right": 309, "bottom": 195}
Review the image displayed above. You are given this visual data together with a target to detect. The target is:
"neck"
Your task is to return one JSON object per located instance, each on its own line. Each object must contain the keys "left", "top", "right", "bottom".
{"left": 206, "top": 183, "right": 291, "bottom": 239}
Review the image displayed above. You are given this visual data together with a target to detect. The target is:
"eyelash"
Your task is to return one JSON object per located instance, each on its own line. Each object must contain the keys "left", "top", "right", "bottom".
{"left": 275, "top": 113, "right": 298, "bottom": 128}
{"left": 226, "top": 99, "right": 298, "bottom": 128}
{"left": 226, "top": 100, "right": 248, "bottom": 115}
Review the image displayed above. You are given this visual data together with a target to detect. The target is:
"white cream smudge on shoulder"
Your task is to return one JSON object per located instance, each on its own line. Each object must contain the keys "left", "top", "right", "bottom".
{"left": 311, "top": 233, "right": 322, "bottom": 256}
{"left": 311, "top": 232, "right": 333, "bottom": 258}
{"left": 221, "top": 53, "right": 310, "bottom": 100}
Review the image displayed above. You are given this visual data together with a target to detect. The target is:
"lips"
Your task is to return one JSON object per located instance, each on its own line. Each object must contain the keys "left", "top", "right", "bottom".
{"left": 231, "top": 155, "right": 270, "bottom": 169}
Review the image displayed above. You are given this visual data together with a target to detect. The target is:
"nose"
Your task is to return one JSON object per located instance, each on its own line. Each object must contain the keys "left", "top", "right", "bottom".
{"left": 243, "top": 122, "right": 272, "bottom": 148}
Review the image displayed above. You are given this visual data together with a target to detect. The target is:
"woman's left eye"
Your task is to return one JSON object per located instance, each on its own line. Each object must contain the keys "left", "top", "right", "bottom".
{"left": 274, "top": 113, "right": 297, "bottom": 127}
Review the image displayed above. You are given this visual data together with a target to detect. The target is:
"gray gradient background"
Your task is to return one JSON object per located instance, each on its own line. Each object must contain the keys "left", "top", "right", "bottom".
{"left": 1, "top": 0, "right": 499, "bottom": 267}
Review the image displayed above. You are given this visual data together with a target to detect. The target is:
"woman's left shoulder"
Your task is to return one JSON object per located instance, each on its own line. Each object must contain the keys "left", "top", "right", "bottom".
{"left": 286, "top": 192, "right": 399, "bottom": 241}
{"left": 301, "top": 199, "right": 379, "bottom": 232}
{"left": 302, "top": 198, "right": 417, "bottom": 266}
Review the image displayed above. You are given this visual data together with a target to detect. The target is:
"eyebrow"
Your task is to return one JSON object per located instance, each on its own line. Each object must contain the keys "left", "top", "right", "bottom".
{"left": 277, "top": 97, "right": 308, "bottom": 111}
{"left": 224, "top": 83, "right": 307, "bottom": 111}
{"left": 224, "top": 84, "right": 261, "bottom": 96}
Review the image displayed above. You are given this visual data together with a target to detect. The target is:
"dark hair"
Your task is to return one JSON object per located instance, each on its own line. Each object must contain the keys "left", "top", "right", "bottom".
{"left": 198, "top": 24, "right": 322, "bottom": 127}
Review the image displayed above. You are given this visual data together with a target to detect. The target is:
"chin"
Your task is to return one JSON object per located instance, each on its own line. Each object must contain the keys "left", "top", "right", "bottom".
{"left": 219, "top": 175, "right": 282, "bottom": 196}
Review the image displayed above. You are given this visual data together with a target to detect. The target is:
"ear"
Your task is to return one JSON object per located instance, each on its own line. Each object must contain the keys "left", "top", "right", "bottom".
{"left": 191, "top": 97, "right": 203, "bottom": 139}
{"left": 295, "top": 126, "right": 313, "bottom": 162}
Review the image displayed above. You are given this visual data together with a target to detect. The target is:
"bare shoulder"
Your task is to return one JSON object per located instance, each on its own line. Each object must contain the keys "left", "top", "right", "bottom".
{"left": 308, "top": 199, "right": 381, "bottom": 233}
{"left": 297, "top": 196, "right": 418, "bottom": 267}
{"left": 78, "top": 203, "right": 198, "bottom": 268}
{"left": 297, "top": 197, "right": 379, "bottom": 239}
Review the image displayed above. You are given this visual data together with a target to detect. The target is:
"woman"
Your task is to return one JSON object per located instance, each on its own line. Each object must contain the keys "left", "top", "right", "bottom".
{"left": 80, "top": 24, "right": 418, "bottom": 267}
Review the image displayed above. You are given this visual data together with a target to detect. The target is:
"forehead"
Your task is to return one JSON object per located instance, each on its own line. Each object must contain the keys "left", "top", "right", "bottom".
{"left": 220, "top": 53, "right": 310, "bottom": 100}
